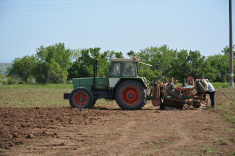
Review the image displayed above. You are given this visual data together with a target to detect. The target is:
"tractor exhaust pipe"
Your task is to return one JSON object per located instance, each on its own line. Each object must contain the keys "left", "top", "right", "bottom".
{"left": 93, "top": 59, "right": 99, "bottom": 88}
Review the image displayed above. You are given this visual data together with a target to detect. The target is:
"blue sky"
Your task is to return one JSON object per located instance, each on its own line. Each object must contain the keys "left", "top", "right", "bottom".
{"left": 0, "top": 0, "right": 234, "bottom": 63}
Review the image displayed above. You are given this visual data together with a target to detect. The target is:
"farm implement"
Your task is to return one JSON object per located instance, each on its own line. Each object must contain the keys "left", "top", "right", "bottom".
{"left": 150, "top": 77, "right": 208, "bottom": 110}
{"left": 64, "top": 57, "right": 207, "bottom": 110}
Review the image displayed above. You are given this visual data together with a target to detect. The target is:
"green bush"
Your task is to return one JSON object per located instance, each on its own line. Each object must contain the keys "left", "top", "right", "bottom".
{"left": 7, "top": 77, "right": 17, "bottom": 84}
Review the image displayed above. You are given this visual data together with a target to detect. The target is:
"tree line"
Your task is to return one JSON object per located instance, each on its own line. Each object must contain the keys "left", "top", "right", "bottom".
{"left": 5, "top": 42, "right": 235, "bottom": 84}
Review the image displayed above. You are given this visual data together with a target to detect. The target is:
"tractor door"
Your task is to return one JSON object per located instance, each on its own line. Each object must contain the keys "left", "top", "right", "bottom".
{"left": 122, "top": 62, "right": 136, "bottom": 77}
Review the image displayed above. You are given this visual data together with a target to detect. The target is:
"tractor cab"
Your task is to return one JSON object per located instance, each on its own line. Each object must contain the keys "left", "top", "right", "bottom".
{"left": 107, "top": 57, "right": 151, "bottom": 91}
{"left": 109, "top": 57, "right": 152, "bottom": 78}
{"left": 109, "top": 58, "right": 138, "bottom": 77}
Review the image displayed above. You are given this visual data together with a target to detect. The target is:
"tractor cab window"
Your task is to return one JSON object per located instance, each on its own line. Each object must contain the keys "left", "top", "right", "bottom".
{"left": 110, "top": 62, "right": 121, "bottom": 77}
{"left": 122, "top": 62, "right": 135, "bottom": 76}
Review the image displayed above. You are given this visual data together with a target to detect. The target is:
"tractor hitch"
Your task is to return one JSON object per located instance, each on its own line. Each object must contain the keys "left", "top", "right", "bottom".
{"left": 64, "top": 93, "right": 70, "bottom": 99}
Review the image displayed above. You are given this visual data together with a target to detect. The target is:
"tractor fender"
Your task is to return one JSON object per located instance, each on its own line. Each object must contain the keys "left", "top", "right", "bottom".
{"left": 113, "top": 78, "right": 147, "bottom": 90}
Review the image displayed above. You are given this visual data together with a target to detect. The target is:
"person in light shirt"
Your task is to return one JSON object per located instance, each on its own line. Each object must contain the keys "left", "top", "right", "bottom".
{"left": 205, "top": 79, "right": 215, "bottom": 108}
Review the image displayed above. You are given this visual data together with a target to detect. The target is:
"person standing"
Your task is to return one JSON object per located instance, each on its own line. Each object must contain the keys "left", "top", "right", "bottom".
{"left": 206, "top": 79, "right": 215, "bottom": 108}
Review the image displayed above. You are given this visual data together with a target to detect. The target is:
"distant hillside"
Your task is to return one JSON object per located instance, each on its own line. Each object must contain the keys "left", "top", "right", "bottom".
{"left": 0, "top": 63, "right": 12, "bottom": 75}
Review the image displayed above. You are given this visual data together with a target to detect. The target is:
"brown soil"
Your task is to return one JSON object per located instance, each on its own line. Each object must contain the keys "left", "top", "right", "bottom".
{"left": 0, "top": 94, "right": 234, "bottom": 155}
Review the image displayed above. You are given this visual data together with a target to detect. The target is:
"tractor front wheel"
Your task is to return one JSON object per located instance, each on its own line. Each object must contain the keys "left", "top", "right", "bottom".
{"left": 115, "top": 80, "right": 146, "bottom": 110}
{"left": 69, "top": 87, "right": 94, "bottom": 109}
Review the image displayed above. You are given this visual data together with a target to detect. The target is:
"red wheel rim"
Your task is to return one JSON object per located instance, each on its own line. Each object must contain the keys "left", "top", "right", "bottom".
{"left": 74, "top": 92, "right": 88, "bottom": 106}
{"left": 152, "top": 99, "right": 160, "bottom": 106}
{"left": 122, "top": 86, "right": 140, "bottom": 105}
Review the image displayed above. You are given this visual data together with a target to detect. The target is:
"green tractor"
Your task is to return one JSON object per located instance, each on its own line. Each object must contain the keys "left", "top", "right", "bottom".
{"left": 64, "top": 57, "right": 152, "bottom": 110}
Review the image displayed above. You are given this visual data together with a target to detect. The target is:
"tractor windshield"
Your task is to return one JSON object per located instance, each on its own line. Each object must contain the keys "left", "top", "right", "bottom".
{"left": 110, "top": 62, "right": 121, "bottom": 77}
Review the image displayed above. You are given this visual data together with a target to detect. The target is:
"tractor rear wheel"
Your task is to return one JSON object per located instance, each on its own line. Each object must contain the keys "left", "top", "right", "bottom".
{"left": 69, "top": 87, "right": 94, "bottom": 108}
{"left": 115, "top": 80, "right": 146, "bottom": 110}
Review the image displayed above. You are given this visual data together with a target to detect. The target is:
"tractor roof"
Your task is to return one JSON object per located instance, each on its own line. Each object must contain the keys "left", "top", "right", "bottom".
{"left": 111, "top": 58, "right": 152, "bottom": 67}
{"left": 110, "top": 58, "right": 137, "bottom": 62}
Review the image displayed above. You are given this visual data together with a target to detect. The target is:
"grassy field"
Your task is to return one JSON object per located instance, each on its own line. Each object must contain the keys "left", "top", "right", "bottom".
{"left": 0, "top": 84, "right": 117, "bottom": 108}
{"left": 0, "top": 84, "right": 73, "bottom": 108}
{"left": 212, "top": 82, "right": 230, "bottom": 88}
{"left": 215, "top": 87, "right": 235, "bottom": 124}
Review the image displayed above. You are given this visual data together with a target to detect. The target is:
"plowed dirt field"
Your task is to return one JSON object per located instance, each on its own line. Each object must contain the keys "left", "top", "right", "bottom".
{"left": 0, "top": 86, "right": 234, "bottom": 156}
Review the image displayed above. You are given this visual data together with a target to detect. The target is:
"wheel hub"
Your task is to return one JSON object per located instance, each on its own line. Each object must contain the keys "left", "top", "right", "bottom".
{"left": 152, "top": 99, "right": 161, "bottom": 106}
{"left": 79, "top": 97, "right": 84, "bottom": 101}
{"left": 74, "top": 92, "right": 88, "bottom": 106}
{"left": 128, "top": 93, "right": 134, "bottom": 98}
{"left": 122, "top": 87, "right": 140, "bottom": 105}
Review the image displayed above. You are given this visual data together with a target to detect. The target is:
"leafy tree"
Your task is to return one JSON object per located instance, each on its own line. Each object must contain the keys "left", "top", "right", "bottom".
{"left": 36, "top": 43, "right": 75, "bottom": 70}
{"left": 187, "top": 50, "right": 206, "bottom": 80}
{"left": 6, "top": 43, "right": 235, "bottom": 84}
{"left": 46, "top": 59, "right": 68, "bottom": 83}
{"left": 98, "top": 51, "right": 110, "bottom": 77}
{"left": 7, "top": 55, "right": 37, "bottom": 83}
{"left": 104, "top": 50, "right": 124, "bottom": 59}
{"left": 127, "top": 50, "right": 136, "bottom": 58}
{"left": 114, "top": 51, "right": 124, "bottom": 58}
{"left": 171, "top": 49, "right": 190, "bottom": 81}
{"left": 68, "top": 48, "right": 99, "bottom": 80}
{"left": 137, "top": 64, "right": 155, "bottom": 81}
{"left": 33, "top": 43, "right": 74, "bottom": 83}
{"left": 137, "top": 45, "right": 175, "bottom": 80}
{"left": 201, "top": 58, "right": 217, "bottom": 81}
{"left": 31, "top": 61, "right": 47, "bottom": 83}
{"left": 206, "top": 54, "right": 230, "bottom": 82}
